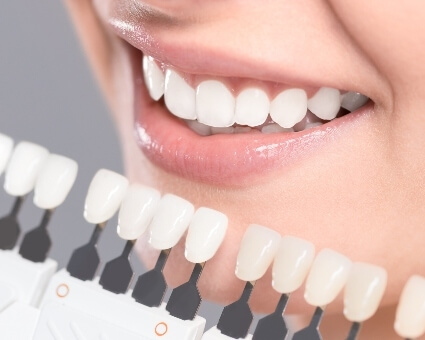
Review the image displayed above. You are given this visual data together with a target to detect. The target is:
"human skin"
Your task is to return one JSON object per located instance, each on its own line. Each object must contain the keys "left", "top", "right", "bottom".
{"left": 64, "top": 1, "right": 425, "bottom": 338}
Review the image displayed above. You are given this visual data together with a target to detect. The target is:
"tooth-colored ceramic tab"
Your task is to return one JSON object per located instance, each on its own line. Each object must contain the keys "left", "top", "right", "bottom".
{"left": 117, "top": 184, "right": 161, "bottom": 240}
{"left": 33, "top": 154, "right": 78, "bottom": 209}
{"left": 84, "top": 169, "right": 129, "bottom": 224}
{"left": 0, "top": 133, "right": 14, "bottom": 176}
{"left": 235, "top": 224, "right": 281, "bottom": 282}
{"left": 185, "top": 207, "right": 228, "bottom": 263}
{"left": 196, "top": 80, "right": 235, "bottom": 127}
{"left": 235, "top": 88, "right": 270, "bottom": 127}
{"left": 341, "top": 92, "right": 368, "bottom": 112}
{"left": 304, "top": 248, "right": 352, "bottom": 307}
{"left": 343, "top": 262, "right": 387, "bottom": 322}
{"left": 164, "top": 69, "right": 196, "bottom": 120}
{"left": 270, "top": 88, "right": 308, "bottom": 128}
{"left": 395, "top": 275, "right": 425, "bottom": 339}
{"left": 308, "top": 87, "right": 341, "bottom": 120}
{"left": 143, "top": 55, "right": 165, "bottom": 101}
{"left": 272, "top": 236, "right": 315, "bottom": 294}
{"left": 148, "top": 193, "right": 195, "bottom": 250}
{"left": 4, "top": 141, "right": 49, "bottom": 196}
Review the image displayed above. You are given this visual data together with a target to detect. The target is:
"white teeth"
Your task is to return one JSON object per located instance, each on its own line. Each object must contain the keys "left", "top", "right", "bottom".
{"left": 117, "top": 184, "right": 161, "bottom": 240}
{"left": 164, "top": 69, "right": 196, "bottom": 120}
{"left": 261, "top": 124, "right": 293, "bottom": 134}
{"left": 143, "top": 55, "right": 165, "bottom": 101}
{"left": 308, "top": 87, "right": 341, "bottom": 120}
{"left": 270, "top": 89, "right": 308, "bottom": 128}
{"left": 33, "top": 154, "right": 78, "bottom": 210}
{"left": 186, "top": 120, "right": 212, "bottom": 136}
{"left": 235, "top": 224, "right": 281, "bottom": 282}
{"left": 84, "top": 169, "right": 129, "bottom": 224}
{"left": 148, "top": 193, "right": 194, "bottom": 250}
{"left": 304, "top": 248, "right": 351, "bottom": 307}
{"left": 0, "top": 133, "right": 13, "bottom": 176}
{"left": 196, "top": 80, "right": 235, "bottom": 127}
{"left": 4, "top": 142, "right": 49, "bottom": 197}
{"left": 272, "top": 236, "right": 315, "bottom": 294}
{"left": 235, "top": 88, "right": 270, "bottom": 127}
{"left": 343, "top": 262, "right": 387, "bottom": 322}
{"left": 395, "top": 275, "right": 425, "bottom": 339}
{"left": 341, "top": 92, "right": 369, "bottom": 112}
{"left": 185, "top": 207, "right": 228, "bottom": 263}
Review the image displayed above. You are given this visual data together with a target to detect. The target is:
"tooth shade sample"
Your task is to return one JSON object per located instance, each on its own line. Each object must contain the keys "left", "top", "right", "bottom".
{"left": 33, "top": 154, "right": 78, "bottom": 210}
{"left": 4, "top": 141, "right": 49, "bottom": 196}
{"left": 185, "top": 207, "right": 228, "bottom": 263}
{"left": 343, "top": 262, "right": 387, "bottom": 322}
{"left": 84, "top": 169, "right": 129, "bottom": 224}
{"left": 272, "top": 236, "right": 315, "bottom": 294}
{"left": 117, "top": 184, "right": 161, "bottom": 240}
{"left": 196, "top": 80, "right": 235, "bottom": 127}
{"left": 308, "top": 87, "right": 341, "bottom": 120}
{"left": 235, "top": 88, "right": 270, "bottom": 127}
{"left": 143, "top": 55, "right": 165, "bottom": 101}
{"left": 0, "top": 133, "right": 13, "bottom": 176}
{"left": 164, "top": 69, "right": 196, "bottom": 120}
{"left": 235, "top": 224, "right": 281, "bottom": 282}
{"left": 270, "top": 89, "right": 308, "bottom": 128}
{"left": 341, "top": 92, "right": 369, "bottom": 112}
{"left": 304, "top": 248, "right": 352, "bottom": 307}
{"left": 395, "top": 275, "right": 425, "bottom": 339}
{"left": 148, "top": 194, "right": 195, "bottom": 250}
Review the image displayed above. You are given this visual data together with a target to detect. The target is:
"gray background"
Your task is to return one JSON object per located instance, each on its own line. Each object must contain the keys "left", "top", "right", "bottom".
{"left": 0, "top": 0, "right": 225, "bottom": 329}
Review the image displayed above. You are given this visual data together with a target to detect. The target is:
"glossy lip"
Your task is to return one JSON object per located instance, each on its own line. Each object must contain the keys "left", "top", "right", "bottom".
{"left": 107, "top": 4, "right": 374, "bottom": 186}
{"left": 131, "top": 50, "right": 373, "bottom": 186}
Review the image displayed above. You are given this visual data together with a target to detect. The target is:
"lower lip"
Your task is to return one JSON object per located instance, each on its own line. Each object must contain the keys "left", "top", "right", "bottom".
{"left": 132, "top": 53, "right": 372, "bottom": 187}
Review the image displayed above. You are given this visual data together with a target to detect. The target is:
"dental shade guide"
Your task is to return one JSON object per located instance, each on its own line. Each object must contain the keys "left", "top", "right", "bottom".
{"left": 133, "top": 193, "right": 194, "bottom": 307}
{"left": 167, "top": 207, "right": 228, "bottom": 321}
{"left": 346, "top": 322, "right": 362, "bottom": 340}
{"left": 67, "top": 169, "right": 129, "bottom": 281}
{"left": 217, "top": 224, "right": 281, "bottom": 339}
{"left": 253, "top": 236, "right": 315, "bottom": 340}
{"left": 19, "top": 154, "right": 78, "bottom": 263}
{"left": 0, "top": 141, "right": 48, "bottom": 250}
{"left": 292, "top": 306, "right": 325, "bottom": 340}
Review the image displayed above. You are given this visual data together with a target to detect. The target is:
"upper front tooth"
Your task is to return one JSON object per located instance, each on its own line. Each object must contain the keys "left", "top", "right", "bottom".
{"left": 235, "top": 88, "right": 270, "bottom": 127}
{"left": 84, "top": 169, "right": 129, "bottom": 224}
{"left": 270, "top": 89, "right": 308, "bottom": 128}
{"left": 308, "top": 87, "right": 341, "bottom": 120}
{"left": 343, "top": 262, "right": 387, "bottom": 322}
{"left": 341, "top": 92, "right": 369, "bottom": 112}
{"left": 304, "top": 248, "right": 352, "bottom": 307}
{"left": 235, "top": 224, "right": 281, "bottom": 282}
{"left": 185, "top": 207, "right": 228, "bottom": 263}
{"left": 0, "top": 133, "right": 14, "bottom": 176}
{"left": 148, "top": 193, "right": 194, "bottom": 250}
{"left": 196, "top": 80, "right": 235, "bottom": 127}
{"left": 272, "top": 236, "right": 315, "bottom": 294}
{"left": 164, "top": 69, "right": 196, "bottom": 120}
{"left": 33, "top": 154, "right": 78, "bottom": 210}
{"left": 143, "top": 55, "right": 165, "bottom": 101}
{"left": 395, "top": 275, "right": 425, "bottom": 339}
{"left": 117, "top": 184, "right": 161, "bottom": 240}
{"left": 4, "top": 141, "right": 49, "bottom": 197}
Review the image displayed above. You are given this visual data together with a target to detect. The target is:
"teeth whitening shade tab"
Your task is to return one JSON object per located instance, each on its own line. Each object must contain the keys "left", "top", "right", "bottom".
{"left": 217, "top": 224, "right": 280, "bottom": 339}
{"left": 133, "top": 194, "right": 194, "bottom": 307}
{"left": 253, "top": 236, "right": 315, "bottom": 340}
{"left": 293, "top": 248, "right": 352, "bottom": 340}
{"left": 0, "top": 141, "right": 49, "bottom": 250}
{"left": 67, "top": 169, "right": 128, "bottom": 281}
{"left": 166, "top": 207, "right": 228, "bottom": 321}
{"left": 344, "top": 262, "right": 387, "bottom": 340}
{"left": 19, "top": 155, "right": 78, "bottom": 263}
{"left": 100, "top": 184, "right": 161, "bottom": 294}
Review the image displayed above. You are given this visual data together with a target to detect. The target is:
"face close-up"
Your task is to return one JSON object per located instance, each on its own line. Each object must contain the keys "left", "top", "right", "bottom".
{"left": 64, "top": 0, "right": 425, "bottom": 338}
